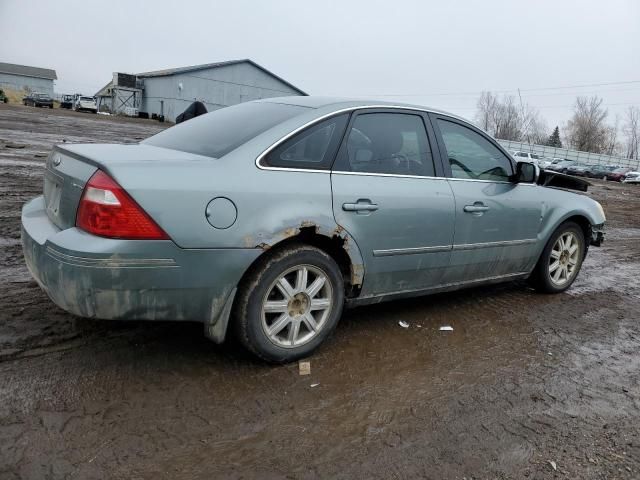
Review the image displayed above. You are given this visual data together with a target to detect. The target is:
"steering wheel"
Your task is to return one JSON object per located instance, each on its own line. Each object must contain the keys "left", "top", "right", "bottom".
{"left": 449, "top": 158, "right": 476, "bottom": 178}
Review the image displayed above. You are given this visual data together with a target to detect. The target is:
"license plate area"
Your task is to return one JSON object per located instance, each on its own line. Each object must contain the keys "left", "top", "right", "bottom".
{"left": 44, "top": 170, "right": 63, "bottom": 217}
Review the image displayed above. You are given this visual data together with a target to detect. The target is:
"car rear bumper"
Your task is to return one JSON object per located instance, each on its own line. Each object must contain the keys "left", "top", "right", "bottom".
{"left": 21, "top": 196, "right": 260, "bottom": 327}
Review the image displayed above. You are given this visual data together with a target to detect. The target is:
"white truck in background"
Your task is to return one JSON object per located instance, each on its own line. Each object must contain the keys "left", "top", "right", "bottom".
{"left": 73, "top": 95, "right": 98, "bottom": 114}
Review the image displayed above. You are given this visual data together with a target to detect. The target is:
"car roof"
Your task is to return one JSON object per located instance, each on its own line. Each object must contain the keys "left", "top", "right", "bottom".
{"left": 258, "top": 95, "right": 471, "bottom": 123}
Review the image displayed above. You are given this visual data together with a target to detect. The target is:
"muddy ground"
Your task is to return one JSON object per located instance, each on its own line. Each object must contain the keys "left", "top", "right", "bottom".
{"left": 0, "top": 104, "right": 639, "bottom": 479}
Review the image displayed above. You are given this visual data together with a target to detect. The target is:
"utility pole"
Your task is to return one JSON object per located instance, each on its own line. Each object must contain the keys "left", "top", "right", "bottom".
{"left": 518, "top": 88, "right": 532, "bottom": 145}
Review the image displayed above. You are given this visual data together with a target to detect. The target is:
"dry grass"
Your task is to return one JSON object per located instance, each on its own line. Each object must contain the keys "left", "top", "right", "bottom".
{"left": 1, "top": 87, "right": 26, "bottom": 104}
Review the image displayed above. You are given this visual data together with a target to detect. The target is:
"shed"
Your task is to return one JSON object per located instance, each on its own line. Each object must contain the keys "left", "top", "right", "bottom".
{"left": 96, "top": 59, "right": 306, "bottom": 122}
{"left": 0, "top": 62, "right": 57, "bottom": 97}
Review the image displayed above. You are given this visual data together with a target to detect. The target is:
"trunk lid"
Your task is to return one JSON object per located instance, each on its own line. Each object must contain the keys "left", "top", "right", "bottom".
{"left": 43, "top": 147, "right": 98, "bottom": 230}
{"left": 43, "top": 143, "right": 213, "bottom": 230}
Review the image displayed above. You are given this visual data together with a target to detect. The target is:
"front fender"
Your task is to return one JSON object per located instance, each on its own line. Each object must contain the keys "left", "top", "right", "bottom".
{"left": 538, "top": 187, "right": 606, "bottom": 254}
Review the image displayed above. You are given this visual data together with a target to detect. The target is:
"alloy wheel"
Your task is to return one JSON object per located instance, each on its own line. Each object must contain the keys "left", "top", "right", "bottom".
{"left": 548, "top": 232, "right": 581, "bottom": 286}
{"left": 261, "top": 264, "right": 333, "bottom": 348}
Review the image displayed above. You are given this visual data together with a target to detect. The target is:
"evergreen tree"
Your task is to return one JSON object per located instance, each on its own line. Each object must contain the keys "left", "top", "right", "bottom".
{"left": 547, "top": 126, "right": 562, "bottom": 147}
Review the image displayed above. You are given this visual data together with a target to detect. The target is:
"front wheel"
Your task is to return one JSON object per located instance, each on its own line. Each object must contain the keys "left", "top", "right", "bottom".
{"left": 529, "top": 222, "right": 585, "bottom": 293}
{"left": 234, "top": 244, "right": 344, "bottom": 363}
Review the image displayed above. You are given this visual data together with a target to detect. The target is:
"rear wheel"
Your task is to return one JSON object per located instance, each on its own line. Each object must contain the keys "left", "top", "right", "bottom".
{"left": 234, "top": 244, "right": 344, "bottom": 363}
{"left": 529, "top": 222, "right": 585, "bottom": 293}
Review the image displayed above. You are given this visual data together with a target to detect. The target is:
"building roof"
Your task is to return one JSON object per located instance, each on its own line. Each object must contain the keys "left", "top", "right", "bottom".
{"left": 136, "top": 59, "right": 306, "bottom": 95}
{"left": 0, "top": 62, "right": 57, "bottom": 80}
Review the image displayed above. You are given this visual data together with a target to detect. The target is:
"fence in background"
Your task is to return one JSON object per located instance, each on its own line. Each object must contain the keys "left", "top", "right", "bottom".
{"left": 497, "top": 140, "right": 640, "bottom": 170}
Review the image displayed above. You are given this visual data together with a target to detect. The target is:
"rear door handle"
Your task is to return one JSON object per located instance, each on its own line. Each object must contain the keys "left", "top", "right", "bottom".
{"left": 463, "top": 203, "right": 489, "bottom": 213}
{"left": 342, "top": 199, "right": 379, "bottom": 212}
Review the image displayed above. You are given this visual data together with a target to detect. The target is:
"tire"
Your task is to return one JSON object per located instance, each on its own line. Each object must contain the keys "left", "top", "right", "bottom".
{"left": 234, "top": 243, "right": 344, "bottom": 363}
{"left": 529, "top": 221, "right": 585, "bottom": 293}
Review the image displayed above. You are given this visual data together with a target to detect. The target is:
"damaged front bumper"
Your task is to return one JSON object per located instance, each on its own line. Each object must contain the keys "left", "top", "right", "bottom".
{"left": 590, "top": 223, "right": 605, "bottom": 247}
{"left": 21, "top": 196, "right": 260, "bottom": 340}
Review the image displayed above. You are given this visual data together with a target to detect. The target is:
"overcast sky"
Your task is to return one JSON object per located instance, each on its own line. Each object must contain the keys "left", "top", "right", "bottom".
{"left": 1, "top": 0, "right": 638, "bottom": 128}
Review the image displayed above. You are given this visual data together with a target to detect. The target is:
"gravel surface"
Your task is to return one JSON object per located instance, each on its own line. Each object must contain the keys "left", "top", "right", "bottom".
{"left": 1, "top": 104, "right": 639, "bottom": 479}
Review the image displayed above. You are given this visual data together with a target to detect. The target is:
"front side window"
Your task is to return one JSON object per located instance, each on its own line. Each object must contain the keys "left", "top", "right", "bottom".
{"left": 437, "top": 120, "right": 513, "bottom": 181}
{"left": 334, "top": 113, "right": 435, "bottom": 176}
{"left": 264, "top": 114, "right": 348, "bottom": 169}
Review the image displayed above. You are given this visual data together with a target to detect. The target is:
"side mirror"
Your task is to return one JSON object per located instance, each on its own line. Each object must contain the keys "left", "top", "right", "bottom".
{"left": 511, "top": 161, "right": 539, "bottom": 184}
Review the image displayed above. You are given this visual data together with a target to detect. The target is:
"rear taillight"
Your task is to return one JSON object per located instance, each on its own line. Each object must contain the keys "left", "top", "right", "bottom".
{"left": 76, "top": 170, "right": 169, "bottom": 240}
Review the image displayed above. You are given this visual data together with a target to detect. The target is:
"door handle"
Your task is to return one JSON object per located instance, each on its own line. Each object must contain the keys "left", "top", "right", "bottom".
{"left": 463, "top": 203, "right": 489, "bottom": 213}
{"left": 342, "top": 200, "right": 379, "bottom": 212}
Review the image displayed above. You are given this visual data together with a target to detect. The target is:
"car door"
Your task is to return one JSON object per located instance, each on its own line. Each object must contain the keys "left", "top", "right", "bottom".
{"left": 429, "top": 114, "right": 543, "bottom": 283}
{"left": 331, "top": 109, "right": 455, "bottom": 297}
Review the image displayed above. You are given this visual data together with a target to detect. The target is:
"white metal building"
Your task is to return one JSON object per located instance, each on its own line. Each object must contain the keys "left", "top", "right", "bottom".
{"left": 0, "top": 62, "right": 57, "bottom": 96}
{"left": 95, "top": 59, "right": 306, "bottom": 122}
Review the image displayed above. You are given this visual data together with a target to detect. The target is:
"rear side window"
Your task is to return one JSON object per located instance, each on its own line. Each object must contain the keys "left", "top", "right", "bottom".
{"left": 144, "top": 102, "right": 308, "bottom": 158}
{"left": 437, "top": 120, "right": 513, "bottom": 181}
{"left": 334, "top": 113, "right": 435, "bottom": 176}
{"left": 264, "top": 114, "right": 348, "bottom": 169}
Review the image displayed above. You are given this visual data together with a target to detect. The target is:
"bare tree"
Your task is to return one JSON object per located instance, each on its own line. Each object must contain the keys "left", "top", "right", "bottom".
{"left": 623, "top": 106, "right": 640, "bottom": 160}
{"left": 565, "top": 96, "right": 609, "bottom": 153}
{"left": 474, "top": 91, "right": 544, "bottom": 142}
{"left": 493, "top": 96, "right": 522, "bottom": 141}
{"left": 603, "top": 114, "right": 621, "bottom": 156}
{"left": 475, "top": 91, "right": 499, "bottom": 132}
{"left": 526, "top": 109, "right": 549, "bottom": 145}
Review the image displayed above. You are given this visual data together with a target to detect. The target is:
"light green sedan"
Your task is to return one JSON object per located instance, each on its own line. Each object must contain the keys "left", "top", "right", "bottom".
{"left": 21, "top": 97, "right": 605, "bottom": 362}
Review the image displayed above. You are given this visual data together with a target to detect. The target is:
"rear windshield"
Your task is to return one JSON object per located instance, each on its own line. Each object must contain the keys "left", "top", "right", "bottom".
{"left": 80, "top": 96, "right": 94, "bottom": 101}
{"left": 144, "top": 102, "right": 308, "bottom": 158}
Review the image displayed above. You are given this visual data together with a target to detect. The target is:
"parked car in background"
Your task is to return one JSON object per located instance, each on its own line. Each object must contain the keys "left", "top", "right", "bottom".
{"left": 623, "top": 171, "right": 640, "bottom": 184}
{"left": 511, "top": 151, "right": 551, "bottom": 168}
{"left": 547, "top": 159, "right": 575, "bottom": 173}
{"left": 539, "top": 157, "right": 554, "bottom": 168}
{"left": 605, "top": 167, "right": 633, "bottom": 182}
{"left": 585, "top": 164, "right": 617, "bottom": 179}
{"left": 21, "top": 97, "right": 606, "bottom": 362}
{"left": 512, "top": 151, "right": 538, "bottom": 162}
{"left": 23, "top": 93, "right": 53, "bottom": 108}
{"left": 566, "top": 163, "right": 594, "bottom": 177}
{"left": 60, "top": 94, "right": 74, "bottom": 109}
{"left": 0, "top": 89, "right": 8, "bottom": 103}
{"left": 74, "top": 96, "right": 98, "bottom": 113}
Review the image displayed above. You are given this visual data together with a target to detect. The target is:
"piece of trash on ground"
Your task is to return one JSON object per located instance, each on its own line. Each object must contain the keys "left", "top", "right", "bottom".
{"left": 549, "top": 460, "right": 557, "bottom": 471}
{"left": 299, "top": 361, "right": 311, "bottom": 375}
{"left": 310, "top": 383, "right": 319, "bottom": 388}
{"left": 398, "top": 321, "right": 409, "bottom": 328}
{"left": 439, "top": 326, "right": 453, "bottom": 331}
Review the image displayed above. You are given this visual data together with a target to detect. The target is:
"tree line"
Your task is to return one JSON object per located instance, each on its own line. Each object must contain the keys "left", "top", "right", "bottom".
{"left": 474, "top": 92, "right": 640, "bottom": 160}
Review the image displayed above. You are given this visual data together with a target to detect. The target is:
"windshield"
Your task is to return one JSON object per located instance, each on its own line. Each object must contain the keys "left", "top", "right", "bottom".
{"left": 144, "top": 101, "right": 308, "bottom": 158}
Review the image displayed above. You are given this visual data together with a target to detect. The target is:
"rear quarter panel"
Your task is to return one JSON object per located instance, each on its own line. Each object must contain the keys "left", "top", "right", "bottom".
{"left": 65, "top": 105, "right": 349, "bottom": 252}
